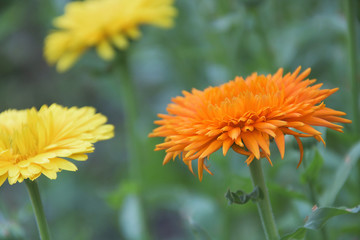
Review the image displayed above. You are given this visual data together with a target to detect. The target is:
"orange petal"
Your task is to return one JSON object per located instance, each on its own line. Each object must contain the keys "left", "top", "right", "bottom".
{"left": 184, "top": 138, "right": 212, "bottom": 151}
{"left": 253, "top": 122, "right": 277, "bottom": 130}
{"left": 235, "top": 136, "right": 244, "bottom": 147}
{"left": 163, "top": 152, "right": 173, "bottom": 165}
{"left": 222, "top": 139, "right": 234, "bottom": 156}
{"left": 294, "top": 136, "right": 304, "bottom": 168}
{"left": 198, "top": 158, "right": 204, "bottom": 181}
{"left": 245, "top": 154, "right": 255, "bottom": 165}
{"left": 184, "top": 160, "right": 195, "bottom": 175}
{"left": 232, "top": 145, "right": 251, "bottom": 156}
{"left": 242, "top": 133, "right": 260, "bottom": 159}
{"left": 199, "top": 140, "right": 222, "bottom": 159}
{"left": 314, "top": 135, "right": 325, "bottom": 146}
{"left": 274, "top": 129, "right": 285, "bottom": 159}
{"left": 291, "top": 66, "right": 302, "bottom": 80}
{"left": 260, "top": 128, "right": 276, "bottom": 138}
{"left": 228, "top": 127, "right": 241, "bottom": 140}
{"left": 264, "top": 153, "right": 273, "bottom": 166}
{"left": 295, "top": 125, "right": 321, "bottom": 135}
{"left": 254, "top": 132, "right": 270, "bottom": 155}
{"left": 203, "top": 162, "right": 213, "bottom": 175}
{"left": 295, "top": 68, "right": 311, "bottom": 83}
{"left": 267, "top": 120, "right": 287, "bottom": 127}
{"left": 304, "top": 117, "right": 343, "bottom": 129}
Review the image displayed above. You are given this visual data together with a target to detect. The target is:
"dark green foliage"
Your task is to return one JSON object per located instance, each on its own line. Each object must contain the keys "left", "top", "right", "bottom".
{"left": 225, "top": 186, "right": 262, "bottom": 205}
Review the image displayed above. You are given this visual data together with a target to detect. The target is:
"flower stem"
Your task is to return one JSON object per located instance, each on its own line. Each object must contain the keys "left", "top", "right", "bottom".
{"left": 116, "top": 53, "right": 150, "bottom": 240}
{"left": 249, "top": 160, "right": 279, "bottom": 240}
{"left": 302, "top": 151, "right": 328, "bottom": 240}
{"left": 345, "top": 0, "right": 360, "bottom": 202}
{"left": 345, "top": 0, "right": 359, "bottom": 135}
{"left": 25, "top": 179, "right": 51, "bottom": 240}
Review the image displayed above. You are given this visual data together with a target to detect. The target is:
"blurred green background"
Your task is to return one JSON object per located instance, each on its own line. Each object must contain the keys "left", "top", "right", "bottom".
{"left": 0, "top": 0, "right": 359, "bottom": 239}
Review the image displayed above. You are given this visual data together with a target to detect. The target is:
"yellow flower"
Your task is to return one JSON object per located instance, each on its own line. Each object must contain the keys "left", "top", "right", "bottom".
{"left": 149, "top": 67, "right": 351, "bottom": 181}
{"left": 0, "top": 104, "right": 114, "bottom": 186}
{"left": 44, "top": 0, "right": 177, "bottom": 72}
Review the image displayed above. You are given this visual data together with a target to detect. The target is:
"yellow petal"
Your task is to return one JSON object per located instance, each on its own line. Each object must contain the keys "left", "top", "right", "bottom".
{"left": 41, "top": 169, "right": 57, "bottom": 179}
{"left": 126, "top": 27, "right": 141, "bottom": 39}
{"left": 56, "top": 50, "right": 83, "bottom": 72}
{"left": 0, "top": 174, "right": 8, "bottom": 187}
{"left": 8, "top": 165, "right": 20, "bottom": 177}
{"left": 52, "top": 158, "right": 78, "bottom": 171}
{"left": 68, "top": 154, "right": 88, "bottom": 161}
{"left": 112, "top": 34, "right": 129, "bottom": 50}
{"left": 96, "top": 40, "right": 114, "bottom": 60}
{"left": 28, "top": 164, "right": 42, "bottom": 175}
{"left": 8, "top": 175, "right": 19, "bottom": 185}
{"left": 0, "top": 166, "right": 9, "bottom": 175}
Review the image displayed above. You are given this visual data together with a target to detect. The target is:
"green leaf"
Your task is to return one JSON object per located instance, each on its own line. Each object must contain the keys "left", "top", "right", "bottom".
{"left": 281, "top": 227, "right": 306, "bottom": 240}
{"left": 319, "top": 141, "right": 360, "bottom": 206}
{"left": 281, "top": 205, "right": 360, "bottom": 240}
{"left": 304, "top": 205, "right": 360, "bottom": 229}
{"left": 300, "top": 149, "right": 324, "bottom": 184}
{"left": 225, "top": 186, "right": 263, "bottom": 205}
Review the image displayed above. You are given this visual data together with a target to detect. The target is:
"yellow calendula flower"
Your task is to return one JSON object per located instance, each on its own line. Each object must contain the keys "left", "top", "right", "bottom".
{"left": 0, "top": 104, "right": 114, "bottom": 186}
{"left": 44, "top": 0, "right": 177, "bottom": 72}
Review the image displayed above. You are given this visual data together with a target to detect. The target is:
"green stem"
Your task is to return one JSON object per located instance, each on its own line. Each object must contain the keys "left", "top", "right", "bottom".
{"left": 116, "top": 53, "right": 150, "bottom": 240}
{"left": 345, "top": 0, "right": 360, "bottom": 207}
{"left": 248, "top": 5, "right": 276, "bottom": 72}
{"left": 302, "top": 151, "right": 328, "bottom": 240}
{"left": 249, "top": 159, "right": 279, "bottom": 240}
{"left": 25, "top": 179, "right": 51, "bottom": 240}
{"left": 345, "top": 0, "right": 359, "bottom": 135}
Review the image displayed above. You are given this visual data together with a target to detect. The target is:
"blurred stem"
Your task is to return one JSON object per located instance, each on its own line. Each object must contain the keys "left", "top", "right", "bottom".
{"left": 221, "top": 209, "right": 231, "bottom": 240}
{"left": 221, "top": 160, "right": 232, "bottom": 240}
{"left": 249, "top": 160, "right": 279, "bottom": 240}
{"left": 345, "top": 0, "right": 360, "bottom": 204}
{"left": 116, "top": 53, "right": 150, "bottom": 240}
{"left": 345, "top": 0, "right": 360, "bottom": 135}
{"left": 250, "top": 6, "right": 276, "bottom": 72}
{"left": 25, "top": 180, "right": 51, "bottom": 240}
{"left": 302, "top": 152, "right": 328, "bottom": 240}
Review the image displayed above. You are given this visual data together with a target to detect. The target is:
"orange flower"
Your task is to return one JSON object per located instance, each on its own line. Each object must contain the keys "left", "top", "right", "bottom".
{"left": 149, "top": 67, "right": 351, "bottom": 181}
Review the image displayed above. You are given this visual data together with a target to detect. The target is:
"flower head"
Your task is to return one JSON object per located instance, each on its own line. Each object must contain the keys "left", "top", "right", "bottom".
{"left": 0, "top": 104, "right": 114, "bottom": 186}
{"left": 149, "top": 67, "right": 351, "bottom": 181}
{"left": 44, "top": 0, "right": 177, "bottom": 72}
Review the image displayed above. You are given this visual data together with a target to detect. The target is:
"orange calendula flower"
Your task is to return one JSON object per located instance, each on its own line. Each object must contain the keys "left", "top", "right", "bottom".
{"left": 149, "top": 67, "right": 351, "bottom": 181}
{"left": 0, "top": 104, "right": 114, "bottom": 186}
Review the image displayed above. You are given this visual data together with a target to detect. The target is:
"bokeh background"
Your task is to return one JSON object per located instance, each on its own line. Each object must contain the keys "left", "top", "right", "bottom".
{"left": 0, "top": 0, "right": 359, "bottom": 239}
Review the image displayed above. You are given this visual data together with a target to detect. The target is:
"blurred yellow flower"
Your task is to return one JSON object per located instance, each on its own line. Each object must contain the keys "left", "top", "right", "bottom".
{"left": 150, "top": 67, "right": 351, "bottom": 181}
{"left": 0, "top": 104, "right": 114, "bottom": 186}
{"left": 44, "top": 0, "right": 177, "bottom": 72}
